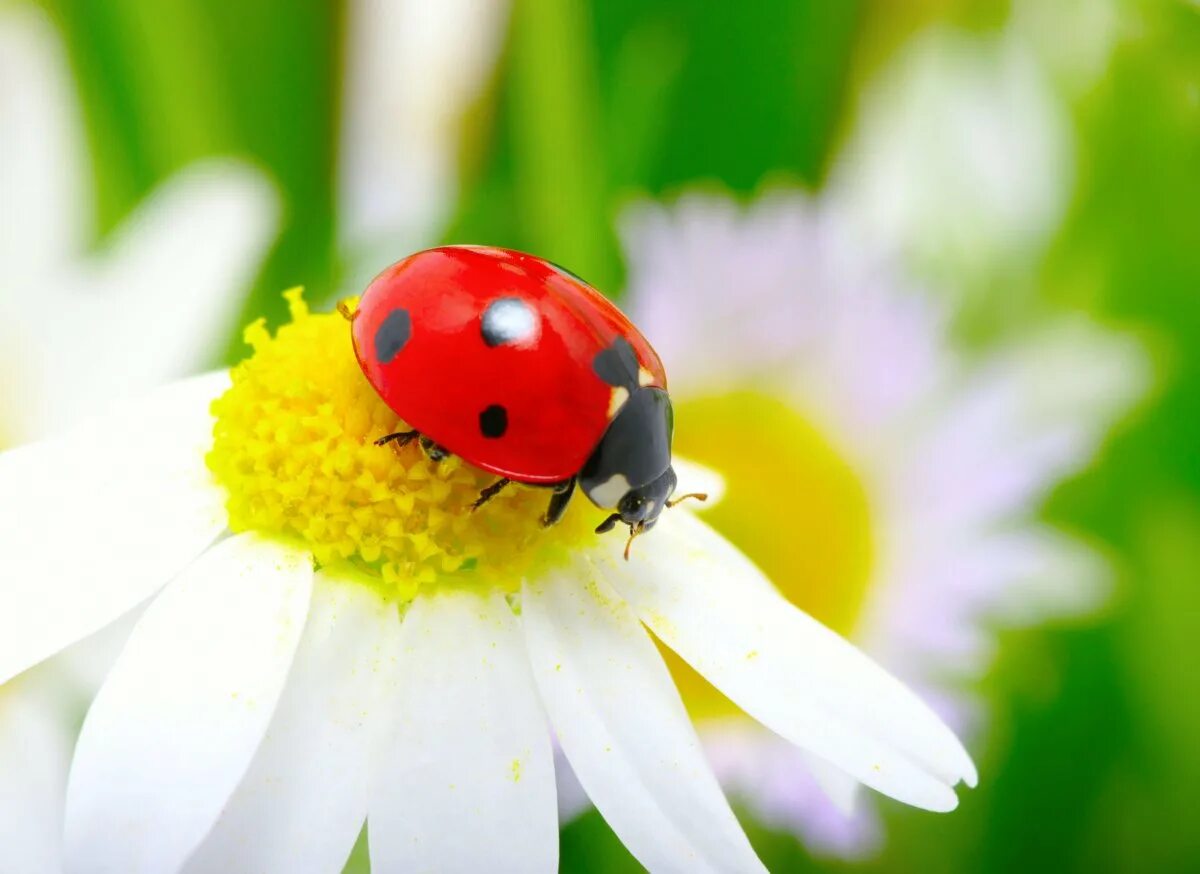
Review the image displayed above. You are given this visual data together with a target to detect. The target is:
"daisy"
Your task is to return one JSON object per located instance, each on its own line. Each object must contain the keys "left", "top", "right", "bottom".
{"left": 0, "top": 8, "right": 277, "bottom": 870}
{"left": 617, "top": 191, "right": 1147, "bottom": 855}
{"left": 0, "top": 289, "right": 975, "bottom": 873}
{"left": 0, "top": 5, "right": 278, "bottom": 445}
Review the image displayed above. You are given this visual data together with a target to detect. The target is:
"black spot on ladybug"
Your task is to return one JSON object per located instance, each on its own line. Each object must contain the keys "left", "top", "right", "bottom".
{"left": 592, "top": 337, "right": 640, "bottom": 389}
{"left": 374, "top": 308, "right": 411, "bottom": 364}
{"left": 481, "top": 297, "right": 537, "bottom": 347}
{"left": 479, "top": 404, "right": 508, "bottom": 438}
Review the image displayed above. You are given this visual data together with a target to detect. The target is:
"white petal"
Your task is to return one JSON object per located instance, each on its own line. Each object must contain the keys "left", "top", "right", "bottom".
{"left": 185, "top": 574, "right": 401, "bottom": 874}
{"left": 599, "top": 511, "right": 977, "bottom": 812}
{"left": 0, "top": 6, "right": 87, "bottom": 282}
{"left": 671, "top": 455, "right": 726, "bottom": 507}
{"left": 523, "top": 565, "right": 765, "bottom": 874}
{"left": 0, "top": 684, "right": 70, "bottom": 874}
{"left": 369, "top": 589, "right": 557, "bottom": 874}
{"left": 32, "top": 161, "right": 277, "bottom": 432}
{"left": 64, "top": 534, "right": 313, "bottom": 874}
{"left": 0, "top": 372, "right": 231, "bottom": 685}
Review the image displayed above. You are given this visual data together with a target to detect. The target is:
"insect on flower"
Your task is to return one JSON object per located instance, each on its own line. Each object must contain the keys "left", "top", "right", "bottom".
{"left": 347, "top": 245, "right": 705, "bottom": 557}
{"left": 0, "top": 251, "right": 976, "bottom": 874}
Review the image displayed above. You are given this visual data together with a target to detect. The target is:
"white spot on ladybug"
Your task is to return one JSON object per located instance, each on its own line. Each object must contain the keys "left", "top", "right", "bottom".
{"left": 481, "top": 297, "right": 539, "bottom": 347}
{"left": 586, "top": 473, "right": 631, "bottom": 509}
{"left": 607, "top": 386, "right": 630, "bottom": 418}
{"left": 638, "top": 367, "right": 655, "bottom": 387}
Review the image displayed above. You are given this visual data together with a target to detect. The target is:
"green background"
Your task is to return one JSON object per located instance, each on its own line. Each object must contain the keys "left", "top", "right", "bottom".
{"left": 33, "top": 0, "right": 1200, "bottom": 870}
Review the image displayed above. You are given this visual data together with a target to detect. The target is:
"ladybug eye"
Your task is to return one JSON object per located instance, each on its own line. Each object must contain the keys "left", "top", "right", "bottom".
{"left": 618, "top": 493, "right": 645, "bottom": 515}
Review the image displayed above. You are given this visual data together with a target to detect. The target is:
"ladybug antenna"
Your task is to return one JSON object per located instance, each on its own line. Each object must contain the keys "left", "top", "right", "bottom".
{"left": 666, "top": 492, "right": 708, "bottom": 509}
{"left": 623, "top": 523, "right": 646, "bottom": 561}
{"left": 336, "top": 300, "right": 358, "bottom": 322}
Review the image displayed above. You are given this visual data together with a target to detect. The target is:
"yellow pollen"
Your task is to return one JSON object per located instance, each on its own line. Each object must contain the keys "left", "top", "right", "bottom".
{"left": 207, "top": 289, "right": 595, "bottom": 603}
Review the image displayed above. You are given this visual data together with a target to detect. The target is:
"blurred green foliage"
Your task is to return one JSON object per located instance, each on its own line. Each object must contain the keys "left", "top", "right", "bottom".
{"left": 36, "top": 0, "right": 1200, "bottom": 870}
{"left": 43, "top": 0, "right": 342, "bottom": 358}
{"left": 450, "top": 0, "right": 861, "bottom": 292}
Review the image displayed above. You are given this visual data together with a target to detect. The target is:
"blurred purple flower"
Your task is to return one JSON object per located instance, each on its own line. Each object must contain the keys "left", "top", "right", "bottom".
{"left": 614, "top": 190, "right": 1148, "bottom": 856}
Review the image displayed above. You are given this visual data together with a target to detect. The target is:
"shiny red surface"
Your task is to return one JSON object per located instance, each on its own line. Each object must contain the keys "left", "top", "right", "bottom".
{"left": 352, "top": 246, "right": 666, "bottom": 482}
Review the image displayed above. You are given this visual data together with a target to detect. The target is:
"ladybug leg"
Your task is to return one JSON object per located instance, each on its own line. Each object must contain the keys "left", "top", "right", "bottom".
{"left": 594, "top": 512, "right": 621, "bottom": 534}
{"left": 419, "top": 436, "right": 452, "bottom": 463}
{"left": 470, "top": 477, "right": 511, "bottom": 512}
{"left": 541, "top": 477, "right": 577, "bottom": 528}
{"left": 375, "top": 429, "right": 420, "bottom": 449}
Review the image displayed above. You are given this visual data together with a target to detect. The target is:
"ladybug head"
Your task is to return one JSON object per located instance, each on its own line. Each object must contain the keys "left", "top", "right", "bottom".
{"left": 593, "top": 465, "right": 678, "bottom": 557}
{"left": 579, "top": 387, "right": 674, "bottom": 517}
{"left": 592, "top": 466, "right": 706, "bottom": 558}
{"left": 595, "top": 465, "right": 677, "bottom": 533}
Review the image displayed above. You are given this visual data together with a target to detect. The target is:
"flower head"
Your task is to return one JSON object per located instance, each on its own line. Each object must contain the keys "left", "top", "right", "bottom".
{"left": 619, "top": 190, "right": 1146, "bottom": 856}
{"left": 207, "top": 289, "right": 595, "bottom": 598}
{"left": 0, "top": 288, "right": 974, "bottom": 872}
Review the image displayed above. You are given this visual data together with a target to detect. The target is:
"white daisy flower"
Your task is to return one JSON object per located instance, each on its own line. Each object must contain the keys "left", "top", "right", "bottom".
{"left": 0, "top": 6, "right": 278, "bottom": 445}
{"left": 0, "top": 291, "right": 975, "bottom": 873}
{"left": 617, "top": 191, "right": 1148, "bottom": 856}
{"left": 0, "top": 8, "right": 277, "bottom": 870}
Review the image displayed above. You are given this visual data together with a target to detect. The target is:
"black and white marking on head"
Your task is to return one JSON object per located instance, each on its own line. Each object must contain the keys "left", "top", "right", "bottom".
{"left": 374, "top": 308, "right": 411, "bottom": 364}
{"left": 479, "top": 404, "right": 508, "bottom": 438}
{"left": 580, "top": 387, "right": 673, "bottom": 507}
{"left": 481, "top": 297, "right": 538, "bottom": 347}
{"left": 592, "top": 337, "right": 640, "bottom": 390}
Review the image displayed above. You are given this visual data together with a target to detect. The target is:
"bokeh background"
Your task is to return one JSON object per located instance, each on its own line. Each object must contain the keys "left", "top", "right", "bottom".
{"left": 2, "top": 0, "right": 1198, "bottom": 871}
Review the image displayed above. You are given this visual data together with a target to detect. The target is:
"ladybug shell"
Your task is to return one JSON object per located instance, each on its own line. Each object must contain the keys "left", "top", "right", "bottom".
{"left": 351, "top": 246, "right": 667, "bottom": 483}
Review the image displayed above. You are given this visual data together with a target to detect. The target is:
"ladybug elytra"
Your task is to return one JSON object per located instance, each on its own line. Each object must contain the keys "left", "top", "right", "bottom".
{"left": 349, "top": 246, "right": 702, "bottom": 554}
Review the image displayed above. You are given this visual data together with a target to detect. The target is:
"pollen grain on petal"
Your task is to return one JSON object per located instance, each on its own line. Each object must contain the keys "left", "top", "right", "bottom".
{"left": 206, "top": 289, "right": 594, "bottom": 602}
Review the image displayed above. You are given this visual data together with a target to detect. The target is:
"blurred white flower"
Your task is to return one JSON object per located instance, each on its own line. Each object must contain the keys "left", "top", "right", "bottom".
{"left": 618, "top": 191, "right": 1148, "bottom": 856}
{"left": 338, "top": 0, "right": 508, "bottom": 289}
{"left": 0, "top": 6, "right": 277, "bottom": 870}
{"left": 1011, "top": 0, "right": 1121, "bottom": 92}
{"left": 0, "top": 7, "right": 278, "bottom": 444}
{"left": 830, "top": 25, "right": 1072, "bottom": 287}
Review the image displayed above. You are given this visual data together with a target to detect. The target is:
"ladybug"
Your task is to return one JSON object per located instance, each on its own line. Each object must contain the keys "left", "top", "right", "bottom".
{"left": 348, "top": 245, "right": 703, "bottom": 553}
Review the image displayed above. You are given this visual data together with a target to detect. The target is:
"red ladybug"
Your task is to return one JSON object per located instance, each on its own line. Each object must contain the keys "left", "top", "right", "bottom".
{"left": 349, "top": 245, "right": 700, "bottom": 548}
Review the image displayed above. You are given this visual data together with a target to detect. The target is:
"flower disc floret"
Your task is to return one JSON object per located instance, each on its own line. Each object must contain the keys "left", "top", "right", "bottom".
{"left": 207, "top": 289, "right": 593, "bottom": 601}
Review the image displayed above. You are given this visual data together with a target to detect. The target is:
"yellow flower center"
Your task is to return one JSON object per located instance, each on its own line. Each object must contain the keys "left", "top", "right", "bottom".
{"left": 666, "top": 391, "right": 874, "bottom": 720}
{"left": 206, "top": 290, "right": 595, "bottom": 603}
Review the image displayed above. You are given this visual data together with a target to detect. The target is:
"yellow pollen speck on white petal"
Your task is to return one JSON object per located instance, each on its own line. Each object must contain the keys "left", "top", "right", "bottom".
{"left": 206, "top": 289, "right": 595, "bottom": 603}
